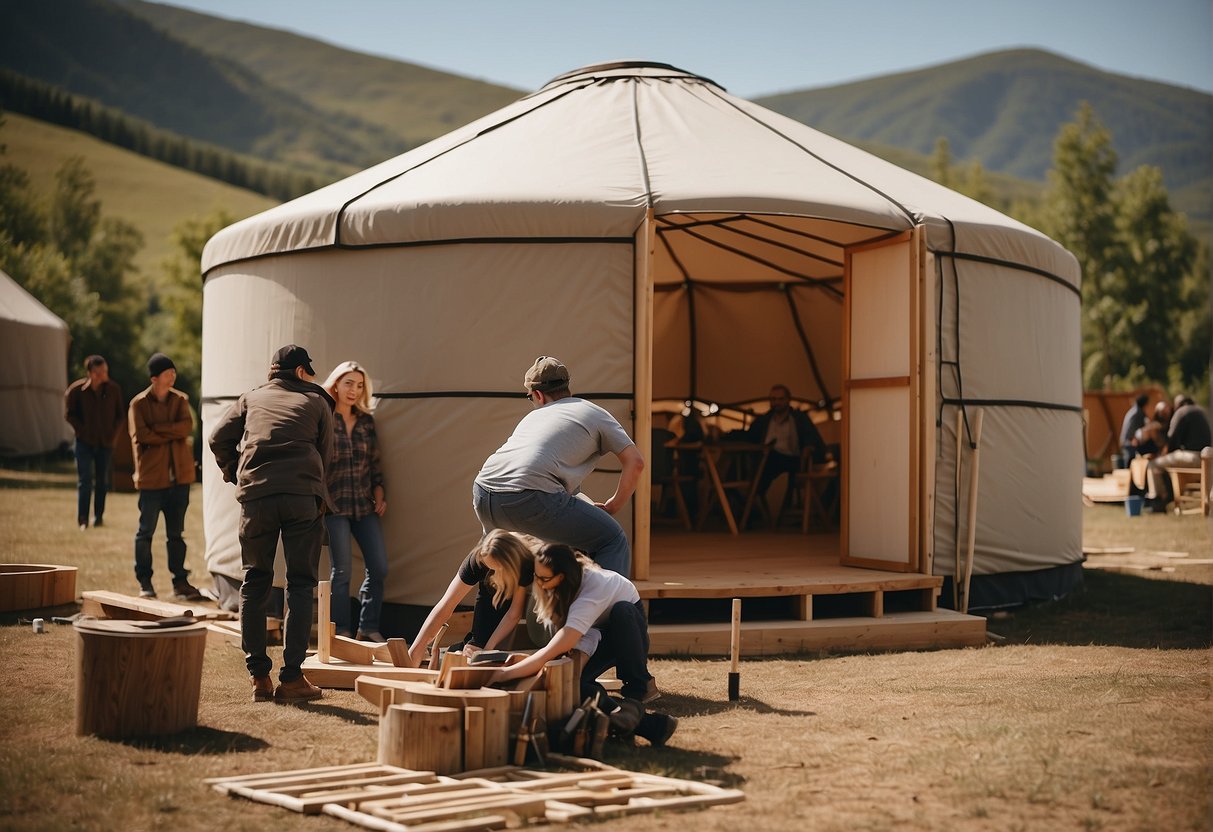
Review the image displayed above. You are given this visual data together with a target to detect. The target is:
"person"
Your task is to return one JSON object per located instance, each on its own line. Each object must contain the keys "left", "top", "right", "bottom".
{"left": 128, "top": 353, "right": 203, "bottom": 601}
{"left": 209, "top": 345, "right": 335, "bottom": 704}
{"left": 746, "top": 384, "right": 827, "bottom": 501}
{"left": 1146, "top": 394, "right": 1212, "bottom": 511}
{"left": 489, "top": 543, "right": 676, "bottom": 747}
{"left": 64, "top": 355, "right": 125, "bottom": 530}
{"left": 472, "top": 356, "right": 644, "bottom": 575}
{"left": 1135, "top": 400, "right": 1172, "bottom": 458}
{"left": 407, "top": 529, "right": 536, "bottom": 667}
{"left": 1119, "top": 393, "right": 1150, "bottom": 462}
{"left": 320, "top": 361, "right": 389, "bottom": 642}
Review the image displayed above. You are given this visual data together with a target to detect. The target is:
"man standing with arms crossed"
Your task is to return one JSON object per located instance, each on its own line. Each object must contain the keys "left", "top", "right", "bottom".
{"left": 64, "top": 355, "right": 125, "bottom": 530}
{"left": 210, "top": 345, "right": 335, "bottom": 703}
{"left": 473, "top": 356, "right": 644, "bottom": 575}
{"left": 128, "top": 352, "right": 203, "bottom": 601}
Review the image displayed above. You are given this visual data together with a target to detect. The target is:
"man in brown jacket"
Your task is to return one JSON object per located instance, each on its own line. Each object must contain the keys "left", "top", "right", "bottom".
{"left": 64, "top": 355, "right": 125, "bottom": 530}
{"left": 209, "top": 345, "right": 335, "bottom": 704}
{"left": 128, "top": 353, "right": 203, "bottom": 601}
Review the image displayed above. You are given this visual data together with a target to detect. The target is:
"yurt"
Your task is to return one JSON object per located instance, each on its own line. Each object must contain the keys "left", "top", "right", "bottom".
{"left": 201, "top": 63, "right": 1083, "bottom": 642}
{"left": 0, "top": 268, "right": 73, "bottom": 456}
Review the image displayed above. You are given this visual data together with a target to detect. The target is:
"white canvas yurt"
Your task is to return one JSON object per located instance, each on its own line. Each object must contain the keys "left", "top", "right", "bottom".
{"left": 201, "top": 62, "right": 1083, "bottom": 619}
{"left": 0, "top": 268, "right": 73, "bottom": 456}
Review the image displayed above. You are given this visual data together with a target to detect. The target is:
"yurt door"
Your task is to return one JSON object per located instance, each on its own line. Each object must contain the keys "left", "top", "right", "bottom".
{"left": 840, "top": 229, "right": 924, "bottom": 571}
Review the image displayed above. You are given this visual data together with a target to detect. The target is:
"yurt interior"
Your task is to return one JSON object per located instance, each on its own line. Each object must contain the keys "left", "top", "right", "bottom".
{"left": 633, "top": 214, "right": 979, "bottom": 653}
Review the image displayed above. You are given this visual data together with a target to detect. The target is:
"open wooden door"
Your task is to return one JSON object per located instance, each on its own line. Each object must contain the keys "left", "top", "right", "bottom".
{"left": 840, "top": 229, "right": 924, "bottom": 571}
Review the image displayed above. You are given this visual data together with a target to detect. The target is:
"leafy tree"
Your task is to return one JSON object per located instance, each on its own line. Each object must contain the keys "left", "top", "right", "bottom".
{"left": 1043, "top": 103, "right": 1206, "bottom": 395}
{"left": 1042, "top": 103, "right": 1124, "bottom": 389}
{"left": 0, "top": 129, "right": 144, "bottom": 394}
{"left": 146, "top": 209, "right": 234, "bottom": 402}
{"left": 930, "top": 137, "right": 953, "bottom": 189}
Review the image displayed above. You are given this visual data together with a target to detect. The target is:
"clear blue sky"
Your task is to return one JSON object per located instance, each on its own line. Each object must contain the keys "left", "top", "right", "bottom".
{"left": 163, "top": 0, "right": 1212, "bottom": 97}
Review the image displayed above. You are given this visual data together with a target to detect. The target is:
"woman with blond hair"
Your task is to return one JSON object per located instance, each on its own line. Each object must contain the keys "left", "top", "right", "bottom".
{"left": 491, "top": 542, "right": 676, "bottom": 747}
{"left": 407, "top": 529, "right": 536, "bottom": 666}
{"left": 321, "top": 361, "right": 389, "bottom": 641}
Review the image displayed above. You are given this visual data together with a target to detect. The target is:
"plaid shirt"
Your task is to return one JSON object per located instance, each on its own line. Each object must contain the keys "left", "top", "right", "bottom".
{"left": 327, "top": 410, "right": 384, "bottom": 519}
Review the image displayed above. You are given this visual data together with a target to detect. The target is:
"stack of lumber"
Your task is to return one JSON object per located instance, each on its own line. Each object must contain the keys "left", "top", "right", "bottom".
{"left": 206, "top": 757, "right": 744, "bottom": 829}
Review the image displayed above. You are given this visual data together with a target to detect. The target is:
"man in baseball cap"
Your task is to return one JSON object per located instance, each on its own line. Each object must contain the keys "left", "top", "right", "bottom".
{"left": 473, "top": 355, "right": 645, "bottom": 576}
{"left": 209, "top": 344, "right": 335, "bottom": 703}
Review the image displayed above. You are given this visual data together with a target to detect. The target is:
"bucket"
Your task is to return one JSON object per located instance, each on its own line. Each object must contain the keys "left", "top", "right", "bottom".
{"left": 1124, "top": 495, "right": 1144, "bottom": 517}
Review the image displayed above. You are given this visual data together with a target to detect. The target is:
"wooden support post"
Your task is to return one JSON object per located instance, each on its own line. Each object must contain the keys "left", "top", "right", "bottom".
{"left": 868, "top": 590, "right": 884, "bottom": 618}
{"left": 960, "top": 408, "right": 984, "bottom": 614}
{"left": 953, "top": 408, "right": 963, "bottom": 610}
{"left": 728, "top": 597, "right": 740, "bottom": 701}
{"left": 796, "top": 594, "right": 812, "bottom": 621}
{"left": 463, "top": 706, "right": 485, "bottom": 772}
{"left": 386, "top": 638, "right": 412, "bottom": 668}
{"left": 318, "top": 580, "right": 331, "bottom": 663}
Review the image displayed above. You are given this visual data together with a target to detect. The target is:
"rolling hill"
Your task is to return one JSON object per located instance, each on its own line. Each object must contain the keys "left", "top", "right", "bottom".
{"left": 2, "top": 1, "right": 1208, "bottom": 232}
{"left": 755, "top": 49, "right": 1212, "bottom": 225}
{"left": 1, "top": 112, "right": 277, "bottom": 278}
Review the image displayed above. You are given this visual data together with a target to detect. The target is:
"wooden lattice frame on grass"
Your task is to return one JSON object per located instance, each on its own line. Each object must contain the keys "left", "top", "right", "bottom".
{"left": 205, "top": 756, "right": 743, "bottom": 830}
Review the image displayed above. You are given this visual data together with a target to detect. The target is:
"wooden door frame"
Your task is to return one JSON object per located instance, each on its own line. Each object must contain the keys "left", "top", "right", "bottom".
{"left": 840, "top": 228, "right": 924, "bottom": 572}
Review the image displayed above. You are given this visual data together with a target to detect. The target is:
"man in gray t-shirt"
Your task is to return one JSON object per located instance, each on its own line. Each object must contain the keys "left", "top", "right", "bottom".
{"left": 472, "top": 356, "right": 645, "bottom": 575}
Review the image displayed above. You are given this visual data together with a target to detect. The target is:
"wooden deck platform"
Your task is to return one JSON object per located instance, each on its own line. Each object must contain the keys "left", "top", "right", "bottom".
{"left": 638, "top": 530, "right": 985, "bottom": 655}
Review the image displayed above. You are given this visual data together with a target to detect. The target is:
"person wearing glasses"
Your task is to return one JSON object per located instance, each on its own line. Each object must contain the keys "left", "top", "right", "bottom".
{"left": 407, "top": 529, "right": 536, "bottom": 667}
{"left": 472, "top": 356, "right": 644, "bottom": 575}
{"left": 490, "top": 542, "right": 676, "bottom": 747}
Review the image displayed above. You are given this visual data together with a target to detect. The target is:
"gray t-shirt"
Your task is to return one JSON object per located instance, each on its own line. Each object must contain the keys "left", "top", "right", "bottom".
{"left": 475, "top": 397, "right": 635, "bottom": 494}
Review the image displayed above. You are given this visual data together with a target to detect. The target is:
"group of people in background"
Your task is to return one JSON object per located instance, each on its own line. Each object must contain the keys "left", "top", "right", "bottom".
{"left": 1118, "top": 391, "right": 1211, "bottom": 512}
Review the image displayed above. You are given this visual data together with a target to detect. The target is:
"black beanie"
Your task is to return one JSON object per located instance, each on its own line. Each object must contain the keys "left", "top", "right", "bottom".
{"left": 147, "top": 353, "right": 175, "bottom": 377}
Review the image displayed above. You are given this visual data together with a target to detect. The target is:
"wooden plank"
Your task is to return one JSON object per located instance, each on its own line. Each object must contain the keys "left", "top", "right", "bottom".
{"left": 463, "top": 707, "right": 485, "bottom": 772}
{"left": 318, "top": 580, "right": 331, "bottom": 663}
{"left": 303, "top": 657, "right": 438, "bottom": 690}
{"left": 80, "top": 590, "right": 199, "bottom": 620}
{"left": 647, "top": 610, "right": 985, "bottom": 655}
{"left": 331, "top": 634, "right": 377, "bottom": 665}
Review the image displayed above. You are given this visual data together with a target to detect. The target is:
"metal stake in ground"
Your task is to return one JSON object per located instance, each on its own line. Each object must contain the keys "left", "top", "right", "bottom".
{"left": 728, "top": 597, "right": 741, "bottom": 701}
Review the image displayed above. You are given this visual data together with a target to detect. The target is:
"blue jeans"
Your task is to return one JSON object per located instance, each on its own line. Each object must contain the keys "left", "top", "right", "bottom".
{"left": 134, "top": 484, "right": 191, "bottom": 586}
{"left": 472, "top": 483, "right": 631, "bottom": 575}
{"left": 324, "top": 513, "right": 388, "bottom": 635}
{"left": 239, "top": 494, "right": 323, "bottom": 682}
{"left": 74, "top": 440, "right": 112, "bottom": 525}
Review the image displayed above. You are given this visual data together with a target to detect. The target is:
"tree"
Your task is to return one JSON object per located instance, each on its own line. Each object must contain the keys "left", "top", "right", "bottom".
{"left": 1042, "top": 103, "right": 1205, "bottom": 395}
{"left": 1042, "top": 103, "right": 1123, "bottom": 389}
{"left": 930, "top": 137, "right": 953, "bottom": 189}
{"left": 149, "top": 209, "right": 235, "bottom": 401}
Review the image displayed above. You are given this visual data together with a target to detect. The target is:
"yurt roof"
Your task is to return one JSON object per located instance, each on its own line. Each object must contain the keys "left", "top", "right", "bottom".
{"left": 0, "top": 269, "right": 68, "bottom": 331}
{"left": 202, "top": 62, "right": 1078, "bottom": 291}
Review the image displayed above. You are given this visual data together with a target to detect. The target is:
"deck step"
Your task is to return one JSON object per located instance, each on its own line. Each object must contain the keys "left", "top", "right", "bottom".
{"left": 647, "top": 610, "right": 986, "bottom": 656}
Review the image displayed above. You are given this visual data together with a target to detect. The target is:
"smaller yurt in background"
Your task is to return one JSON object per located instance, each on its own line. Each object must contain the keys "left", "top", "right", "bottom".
{"left": 0, "top": 269, "right": 72, "bottom": 457}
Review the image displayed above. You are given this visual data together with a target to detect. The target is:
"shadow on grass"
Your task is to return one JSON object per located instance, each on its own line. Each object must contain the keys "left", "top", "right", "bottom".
{"left": 117, "top": 725, "right": 270, "bottom": 754}
{"left": 658, "top": 691, "right": 815, "bottom": 719}
{"left": 602, "top": 743, "right": 745, "bottom": 787}
{"left": 983, "top": 569, "right": 1213, "bottom": 649}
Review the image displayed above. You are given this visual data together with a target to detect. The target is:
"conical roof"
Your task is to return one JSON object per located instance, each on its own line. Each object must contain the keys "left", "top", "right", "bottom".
{"left": 203, "top": 62, "right": 1077, "bottom": 288}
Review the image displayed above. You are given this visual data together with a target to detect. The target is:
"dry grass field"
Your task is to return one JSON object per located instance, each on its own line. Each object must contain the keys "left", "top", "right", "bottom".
{"left": 0, "top": 463, "right": 1209, "bottom": 832}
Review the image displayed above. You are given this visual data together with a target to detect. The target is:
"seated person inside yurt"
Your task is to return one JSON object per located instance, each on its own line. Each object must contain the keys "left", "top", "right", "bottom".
{"left": 490, "top": 543, "right": 677, "bottom": 747}
{"left": 408, "top": 529, "right": 536, "bottom": 667}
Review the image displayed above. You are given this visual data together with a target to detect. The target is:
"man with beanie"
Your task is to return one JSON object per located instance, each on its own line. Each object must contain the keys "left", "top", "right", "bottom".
{"left": 473, "top": 356, "right": 644, "bottom": 575}
{"left": 128, "top": 353, "right": 202, "bottom": 600}
{"left": 209, "top": 345, "right": 336, "bottom": 703}
{"left": 64, "top": 355, "right": 125, "bottom": 530}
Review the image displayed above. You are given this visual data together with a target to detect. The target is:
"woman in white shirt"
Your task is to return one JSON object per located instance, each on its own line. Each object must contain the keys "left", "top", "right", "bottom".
{"left": 491, "top": 542, "right": 676, "bottom": 746}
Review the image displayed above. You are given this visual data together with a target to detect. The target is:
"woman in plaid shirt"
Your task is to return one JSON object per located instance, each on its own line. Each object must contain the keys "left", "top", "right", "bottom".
{"left": 321, "top": 361, "right": 389, "bottom": 641}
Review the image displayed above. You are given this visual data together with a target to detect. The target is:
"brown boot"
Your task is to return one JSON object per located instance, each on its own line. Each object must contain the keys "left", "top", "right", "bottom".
{"left": 251, "top": 675, "right": 274, "bottom": 702}
{"left": 274, "top": 674, "right": 322, "bottom": 703}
